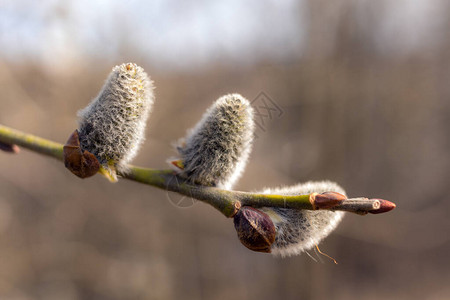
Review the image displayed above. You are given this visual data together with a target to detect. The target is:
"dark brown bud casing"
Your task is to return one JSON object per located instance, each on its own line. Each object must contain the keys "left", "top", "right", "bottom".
{"left": 233, "top": 206, "right": 276, "bottom": 253}
{"left": 310, "top": 191, "right": 347, "bottom": 209}
{"left": 0, "top": 141, "right": 20, "bottom": 154}
{"left": 63, "top": 130, "right": 100, "bottom": 178}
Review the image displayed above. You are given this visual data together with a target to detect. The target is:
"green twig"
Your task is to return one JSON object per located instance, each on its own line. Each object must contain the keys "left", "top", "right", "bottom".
{"left": 0, "top": 124, "right": 392, "bottom": 217}
{"left": 0, "top": 125, "right": 64, "bottom": 160}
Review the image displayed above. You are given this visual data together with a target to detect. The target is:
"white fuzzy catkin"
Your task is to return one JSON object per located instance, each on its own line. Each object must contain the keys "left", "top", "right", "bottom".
{"left": 77, "top": 63, "right": 154, "bottom": 176}
{"left": 259, "top": 181, "right": 346, "bottom": 257}
{"left": 172, "top": 94, "right": 254, "bottom": 190}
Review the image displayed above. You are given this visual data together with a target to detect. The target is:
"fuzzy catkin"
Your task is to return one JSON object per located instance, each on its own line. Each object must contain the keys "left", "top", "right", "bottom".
{"left": 259, "top": 181, "right": 346, "bottom": 257}
{"left": 173, "top": 94, "right": 254, "bottom": 190}
{"left": 77, "top": 63, "right": 154, "bottom": 176}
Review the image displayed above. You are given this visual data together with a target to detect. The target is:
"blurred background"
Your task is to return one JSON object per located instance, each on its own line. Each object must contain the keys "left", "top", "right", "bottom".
{"left": 1, "top": 0, "right": 449, "bottom": 299}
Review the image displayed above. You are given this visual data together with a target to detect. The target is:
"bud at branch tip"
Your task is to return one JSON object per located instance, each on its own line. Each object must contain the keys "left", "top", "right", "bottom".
{"left": 368, "top": 198, "right": 396, "bottom": 214}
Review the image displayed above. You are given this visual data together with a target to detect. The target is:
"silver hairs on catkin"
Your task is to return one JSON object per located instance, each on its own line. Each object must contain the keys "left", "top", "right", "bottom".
{"left": 171, "top": 94, "right": 254, "bottom": 190}
{"left": 77, "top": 63, "right": 154, "bottom": 179}
{"left": 259, "top": 181, "right": 346, "bottom": 257}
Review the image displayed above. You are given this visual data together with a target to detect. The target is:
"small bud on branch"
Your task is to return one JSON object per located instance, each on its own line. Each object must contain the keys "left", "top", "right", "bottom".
{"left": 234, "top": 206, "right": 276, "bottom": 253}
{"left": 63, "top": 130, "right": 100, "bottom": 178}
{"left": 309, "top": 192, "right": 346, "bottom": 209}
{"left": 0, "top": 141, "right": 20, "bottom": 153}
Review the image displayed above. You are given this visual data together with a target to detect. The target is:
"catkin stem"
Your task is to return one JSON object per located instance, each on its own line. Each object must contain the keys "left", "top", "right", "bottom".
{"left": 0, "top": 124, "right": 390, "bottom": 217}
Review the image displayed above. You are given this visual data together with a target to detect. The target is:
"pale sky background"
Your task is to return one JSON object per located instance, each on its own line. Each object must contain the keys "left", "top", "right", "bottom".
{"left": 0, "top": 0, "right": 446, "bottom": 70}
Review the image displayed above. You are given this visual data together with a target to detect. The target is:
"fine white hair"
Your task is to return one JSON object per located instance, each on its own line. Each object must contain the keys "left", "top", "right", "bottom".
{"left": 259, "top": 181, "right": 346, "bottom": 257}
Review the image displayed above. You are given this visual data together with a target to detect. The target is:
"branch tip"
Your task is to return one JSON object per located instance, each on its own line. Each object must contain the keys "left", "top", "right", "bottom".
{"left": 368, "top": 199, "right": 396, "bottom": 214}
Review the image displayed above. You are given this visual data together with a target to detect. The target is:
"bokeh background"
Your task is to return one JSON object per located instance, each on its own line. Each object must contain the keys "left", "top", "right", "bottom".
{"left": 1, "top": 0, "right": 450, "bottom": 299}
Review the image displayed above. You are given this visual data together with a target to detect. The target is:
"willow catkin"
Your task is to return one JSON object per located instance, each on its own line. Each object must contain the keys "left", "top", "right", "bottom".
{"left": 77, "top": 63, "right": 154, "bottom": 179}
{"left": 172, "top": 94, "right": 254, "bottom": 190}
{"left": 259, "top": 181, "right": 346, "bottom": 257}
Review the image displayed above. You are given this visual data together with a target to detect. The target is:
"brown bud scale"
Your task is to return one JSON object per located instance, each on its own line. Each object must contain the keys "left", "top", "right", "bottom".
{"left": 310, "top": 191, "right": 347, "bottom": 209}
{"left": 63, "top": 130, "right": 100, "bottom": 178}
{"left": 234, "top": 206, "right": 276, "bottom": 253}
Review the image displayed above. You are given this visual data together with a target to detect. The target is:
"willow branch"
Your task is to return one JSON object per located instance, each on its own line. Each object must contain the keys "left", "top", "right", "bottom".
{"left": 0, "top": 124, "right": 395, "bottom": 217}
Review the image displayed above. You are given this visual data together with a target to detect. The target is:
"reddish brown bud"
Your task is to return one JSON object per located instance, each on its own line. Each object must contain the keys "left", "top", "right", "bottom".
{"left": 310, "top": 192, "right": 347, "bottom": 209}
{"left": 368, "top": 199, "right": 396, "bottom": 214}
{"left": 63, "top": 130, "right": 100, "bottom": 178}
{"left": 0, "top": 141, "right": 20, "bottom": 154}
{"left": 233, "top": 206, "right": 276, "bottom": 253}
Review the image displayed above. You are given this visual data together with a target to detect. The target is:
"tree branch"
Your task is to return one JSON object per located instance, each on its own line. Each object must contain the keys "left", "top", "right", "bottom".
{"left": 0, "top": 124, "right": 395, "bottom": 217}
